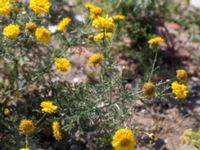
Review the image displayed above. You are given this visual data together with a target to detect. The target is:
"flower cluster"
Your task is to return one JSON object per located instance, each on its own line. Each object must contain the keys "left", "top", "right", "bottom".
{"left": 1, "top": 0, "right": 52, "bottom": 44}
{"left": 171, "top": 69, "right": 188, "bottom": 99}
{"left": 84, "top": 3, "right": 125, "bottom": 42}
{"left": 92, "top": 16, "right": 116, "bottom": 31}
{"left": 2, "top": 24, "right": 51, "bottom": 43}
{"left": 112, "top": 129, "right": 136, "bottom": 150}
{"left": 1, "top": 1, "right": 192, "bottom": 149}
{"left": 171, "top": 81, "right": 188, "bottom": 99}
{"left": 18, "top": 100, "right": 59, "bottom": 148}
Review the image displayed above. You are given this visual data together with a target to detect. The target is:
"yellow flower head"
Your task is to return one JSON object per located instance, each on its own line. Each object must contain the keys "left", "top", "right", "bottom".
{"left": 13, "top": 7, "right": 21, "bottom": 13}
{"left": 29, "top": 0, "right": 50, "bottom": 14}
{"left": 148, "top": 36, "right": 164, "bottom": 45}
{"left": 92, "top": 16, "right": 116, "bottom": 30}
{"left": 94, "top": 32, "right": 112, "bottom": 41}
{"left": 19, "top": 148, "right": 30, "bottom": 150}
{"left": 40, "top": 101, "right": 58, "bottom": 114}
{"left": 19, "top": 119, "right": 34, "bottom": 135}
{"left": 89, "top": 6, "right": 102, "bottom": 19}
{"left": 84, "top": 3, "right": 94, "bottom": 9}
{"left": 88, "top": 35, "right": 94, "bottom": 40}
{"left": 3, "top": 107, "right": 10, "bottom": 116}
{"left": 54, "top": 57, "right": 70, "bottom": 72}
{"left": 112, "top": 15, "right": 125, "bottom": 21}
{"left": 176, "top": 69, "right": 188, "bottom": 83}
{"left": 171, "top": 81, "right": 188, "bottom": 99}
{"left": 52, "top": 121, "right": 62, "bottom": 141}
{"left": 3, "top": 24, "right": 20, "bottom": 39}
{"left": 146, "top": 133, "right": 156, "bottom": 140}
{"left": 0, "top": 0, "right": 10, "bottom": 15}
{"left": 85, "top": 3, "right": 102, "bottom": 19}
{"left": 57, "top": 17, "right": 71, "bottom": 31}
{"left": 112, "top": 129, "right": 136, "bottom": 150}
{"left": 143, "top": 82, "right": 156, "bottom": 97}
{"left": 25, "top": 22, "right": 37, "bottom": 34}
{"left": 88, "top": 53, "right": 103, "bottom": 66}
{"left": 35, "top": 27, "right": 51, "bottom": 43}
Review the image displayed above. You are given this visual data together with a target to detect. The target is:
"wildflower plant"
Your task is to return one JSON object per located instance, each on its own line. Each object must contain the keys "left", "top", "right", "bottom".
{"left": 0, "top": 1, "right": 190, "bottom": 149}
{"left": 180, "top": 129, "right": 200, "bottom": 149}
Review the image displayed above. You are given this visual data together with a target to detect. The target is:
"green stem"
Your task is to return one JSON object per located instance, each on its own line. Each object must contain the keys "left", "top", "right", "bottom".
{"left": 35, "top": 113, "right": 47, "bottom": 127}
{"left": 25, "top": 135, "right": 28, "bottom": 148}
{"left": 148, "top": 48, "right": 158, "bottom": 81}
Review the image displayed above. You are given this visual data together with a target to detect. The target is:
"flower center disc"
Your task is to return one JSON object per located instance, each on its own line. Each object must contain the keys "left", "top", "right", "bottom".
{"left": 120, "top": 138, "right": 130, "bottom": 146}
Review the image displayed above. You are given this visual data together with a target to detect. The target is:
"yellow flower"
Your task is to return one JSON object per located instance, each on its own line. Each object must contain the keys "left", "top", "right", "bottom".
{"left": 92, "top": 16, "right": 116, "bottom": 30}
{"left": 19, "top": 148, "right": 30, "bottom": 150}
{"left": 146, "top": 133, "right": 156, "bottom": 140}
{"left": 94, "top": 32, "right": 112, "bottom": 41}
{"left": 19, "top": 119, "right": 34, "bottom": 135}
{"left": 85, "top": 3, "right": 102, "bottom": 19}
{"left": 29, "top": 0, "right": 50, "bottom": 14}
{"left": 112, "top": 129, "right": 136, "bottom": 150}
{"left": 148, "top": 36, "right": 164, "bottom": 45}
{"left": 89, "top": 6, "right": 102, "bottom": 19}
{"left": 88, "top": 35, "right": 94, "bottom": 40}
{"left": 54, "top": 57, "right": 70, "bottom": 72}
{"left": 112, "top": 15, "right": 125, "bottom": 21}
{"left": 25, "top": 22, "right": 37, "bottom": 34}
{"left": 171, "top": 81, "right": 188, "bottom": 99}
{"left": 13, "top": 7, "right": 21, "bottom": 13}
{"left": 0, "top": 0, "right": 10, "bottom": 15}
{"left": 57, "top": 17, "right": 71, "bottom": 31}
{"left": 3, "top": 107, "right": 10, "bottom": 116}
{"left": 40, "top": 101, "right": 58, "bottom": 114}
{"left": 88, "top": 53, "right": 103, "bottom": 66}
{"left": 176, "top": 69, "right": 188, "bottom": 83}
{"left": 143, "top": 82, "right": 156, "bottom": 97}
{"left": 52, "top": 121, "right": 62, "bottom": 141}
{"left": 35, "top": 27, "right": 51, "bottom": 43}
{"left": 84, "top": 3, "right": 94, "bottom": 9}
{"left": 3, "top": 24, "right": 20, "bottom": 39}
